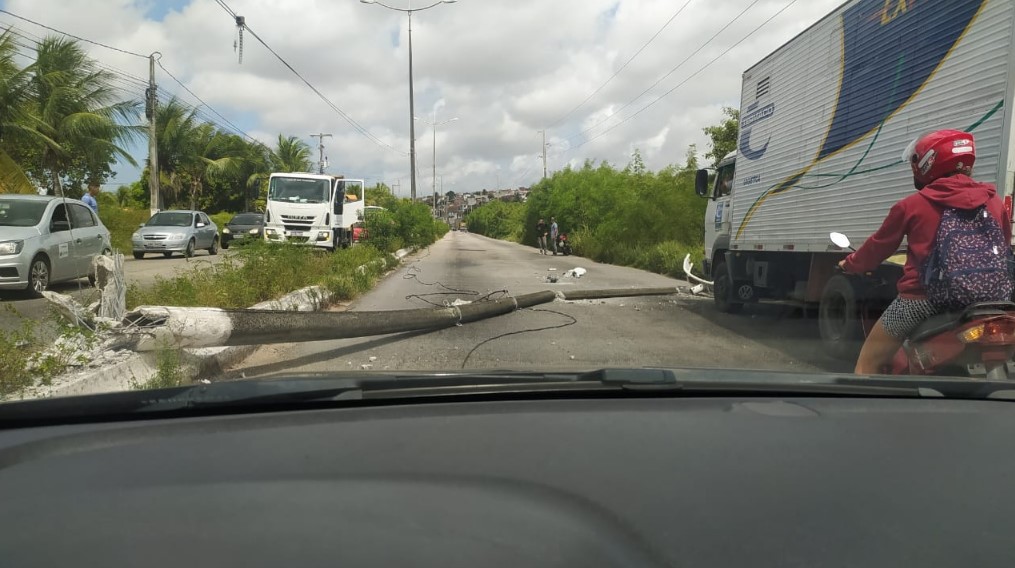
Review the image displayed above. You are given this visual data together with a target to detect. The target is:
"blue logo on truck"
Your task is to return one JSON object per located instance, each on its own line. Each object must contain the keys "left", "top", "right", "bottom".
{"left": 816, "top": 0, "right": 984, "bottom": 159}
{"left": 735, "top": 0, "right": 987, "bottom": 238}
{"left": 739, "top": 101, "right": 775, "bottom": 160}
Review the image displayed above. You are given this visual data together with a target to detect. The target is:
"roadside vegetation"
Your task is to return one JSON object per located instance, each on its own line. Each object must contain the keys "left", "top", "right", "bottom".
{"left": 466, "top": 108, "right": 739, "bottom": 278}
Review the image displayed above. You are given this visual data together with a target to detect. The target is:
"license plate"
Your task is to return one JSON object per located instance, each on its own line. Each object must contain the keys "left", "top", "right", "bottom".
{"left": 289, "top": 231, "right": 305, "bottom": 237}
{"left": 145, "top": 243, "right": 166, "bottom": 249}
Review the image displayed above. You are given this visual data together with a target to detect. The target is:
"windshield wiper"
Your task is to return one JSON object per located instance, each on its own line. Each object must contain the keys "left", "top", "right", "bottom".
{"left": 5, "top": 368, "right": 1007, "bottom": 427}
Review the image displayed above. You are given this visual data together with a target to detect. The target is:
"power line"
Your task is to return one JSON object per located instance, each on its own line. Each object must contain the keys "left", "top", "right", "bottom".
{"left": 0, "top": 8, "right": 147, "bottom": 58}
{"left": 570, "top": 0, "right": 798, "bottom": 151}
{"left": 213, "top": 0, "right": 405, "bottom": 155}
{"left": 155, "top": 59, "right": 265, "bottom": 147}
{"left": 548, "top": 0, "right": 694, "bottom": 128}
{"left": 565, "top": 0, "right": 763, "bottom": 145}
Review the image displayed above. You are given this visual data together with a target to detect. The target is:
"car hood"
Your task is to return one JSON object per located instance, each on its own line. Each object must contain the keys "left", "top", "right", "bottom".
{"left": 137, "top": 225, "right": 191, "bottom": 235}
{"left": 0, "top": 225, "right": 43, "bottom": 241}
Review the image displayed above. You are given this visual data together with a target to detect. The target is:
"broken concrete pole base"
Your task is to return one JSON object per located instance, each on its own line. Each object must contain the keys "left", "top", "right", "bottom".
{"left": 94, "top": 253, "right": 126, "bottom": 320}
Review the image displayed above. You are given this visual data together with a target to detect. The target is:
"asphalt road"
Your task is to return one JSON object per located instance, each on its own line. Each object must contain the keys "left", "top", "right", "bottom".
{"left": 0, "top": 250, "right": 231, "bottom": 332}
{"left": 228, "top": 232, "right": 850, "bottom": 379}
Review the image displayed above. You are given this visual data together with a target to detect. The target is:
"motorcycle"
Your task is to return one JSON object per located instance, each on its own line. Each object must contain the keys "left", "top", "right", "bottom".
{"left": 555, "top": 233, "right": 573, "bottom": 256}
{"left": 830, "top": 232, "right": 1015, "bottom": 379}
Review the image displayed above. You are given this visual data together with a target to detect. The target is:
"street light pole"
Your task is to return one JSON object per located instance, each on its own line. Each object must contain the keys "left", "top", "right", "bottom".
{"left": 416, "top": 113, "right": 457, "bottom": 216}
{"left": 360, "top": 0, "right": 457, "bottom": 201}
{"left": 407, "top": 8, "right": 417, "bottom": 200}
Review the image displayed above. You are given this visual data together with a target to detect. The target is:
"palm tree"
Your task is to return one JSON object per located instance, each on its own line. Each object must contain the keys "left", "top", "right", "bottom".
{"left": 182, "top": 123, "right": 238, "bottom": 211}
{"left": 0, "top": 29, "right": 36, "bottom": 193}
{"left": 154, "top": 97, "right": 203, "bottom": 207}
{"left": 270, "top": 134, "right": 311, "bottom": 172}
{"left": 28, "top": 36, "right": 141, "bottom": 196}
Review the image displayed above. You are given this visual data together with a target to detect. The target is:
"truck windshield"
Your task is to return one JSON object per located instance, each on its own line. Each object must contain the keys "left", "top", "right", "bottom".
{"left": 268, "top": 177, "right": 330, "bottom": 204}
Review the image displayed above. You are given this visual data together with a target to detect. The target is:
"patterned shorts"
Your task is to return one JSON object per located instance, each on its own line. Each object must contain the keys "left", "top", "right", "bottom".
{"left": 880, "top": 298, "right": 940, "bottom": 340}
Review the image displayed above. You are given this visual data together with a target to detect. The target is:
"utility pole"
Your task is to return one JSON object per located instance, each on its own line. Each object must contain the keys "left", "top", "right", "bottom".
{"left": 309, "top": 133, "right": 332, "bottom": 174}
{"left": 540, "top": 129, "right": 548, "bottom": 180}
{"left": 146, "top": 52, "right": 161, "bottom": 217}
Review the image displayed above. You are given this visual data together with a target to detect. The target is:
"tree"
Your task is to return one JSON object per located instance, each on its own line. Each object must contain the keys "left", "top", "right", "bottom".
{"left": 702, "top": 106, "right": 739, "bottom": 169}
{"left": 27, "top": 36, "right": 141, "bottom": 196}
{"left": 0, "top": 30, "right": 38, "bottom": 193}
{"left": 684, "top": 143, "right": 698, "bottom": 171}
{"left": 270, "top": 134, "right": 311, "bottom": 173}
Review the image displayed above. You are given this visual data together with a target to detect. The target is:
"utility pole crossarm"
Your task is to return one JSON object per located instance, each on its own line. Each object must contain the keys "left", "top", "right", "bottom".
{"left": 309, "top": 133, "right": 333, "bottom": 174}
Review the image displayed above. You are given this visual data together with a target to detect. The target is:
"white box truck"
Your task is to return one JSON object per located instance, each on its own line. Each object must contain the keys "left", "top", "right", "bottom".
{"left": 263, "top": 173, "right": 365, "bottom": 251}
{"left": 695, "top": 0, "right": 1015, "bottom": 356}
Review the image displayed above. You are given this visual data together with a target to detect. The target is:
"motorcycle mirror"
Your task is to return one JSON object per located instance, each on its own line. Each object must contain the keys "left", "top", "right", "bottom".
{"left": 830, "top": 232, "right": 853, "bottom": 250}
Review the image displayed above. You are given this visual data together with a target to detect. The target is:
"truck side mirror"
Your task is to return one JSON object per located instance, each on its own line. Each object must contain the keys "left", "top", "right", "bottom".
{"left": 694, "top": 169, "right": 710, "bottom": 198}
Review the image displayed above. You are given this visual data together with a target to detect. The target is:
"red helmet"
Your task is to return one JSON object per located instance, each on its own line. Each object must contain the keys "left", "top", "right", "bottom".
{"left": 902, "top": 129, "right": 976, "bottom": 187}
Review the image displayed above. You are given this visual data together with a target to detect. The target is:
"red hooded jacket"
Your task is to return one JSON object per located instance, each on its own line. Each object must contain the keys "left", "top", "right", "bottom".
{"left": 842, "top": 174, "right": 1012, "bottom": 299}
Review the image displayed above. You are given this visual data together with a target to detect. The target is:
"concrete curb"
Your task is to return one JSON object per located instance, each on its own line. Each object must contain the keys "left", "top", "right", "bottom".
{"left": 17, "top": 249, "right": 417, "bottom": 399}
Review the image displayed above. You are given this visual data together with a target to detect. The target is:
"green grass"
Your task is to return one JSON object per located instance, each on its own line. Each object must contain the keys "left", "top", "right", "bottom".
{"left": 132, "top": 348, "right": 187, "bottom": 391}
{"left": 98, "top": 206, "right": 151, "bottom": 253}
{"left": 126, "top": 242, "right": 396, "bottom": 309}
{"left": 209, "top": 211, "right": 234, "bottom": 231}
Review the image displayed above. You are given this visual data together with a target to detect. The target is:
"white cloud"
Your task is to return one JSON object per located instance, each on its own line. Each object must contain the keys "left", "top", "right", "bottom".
{"left": 0, "top": 0, "right": 844, "bottom": 196}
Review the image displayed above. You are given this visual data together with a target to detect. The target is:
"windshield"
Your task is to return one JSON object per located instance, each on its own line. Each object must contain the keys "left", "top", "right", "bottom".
{"left": 0, "top": 200, "right": 47, "bottom": 227}
{"left": 2, "top": 0, "right": 1013, "bottom": 409}
{"left": 268, "top": 177, "right": 330, "bottom": 204}
{"left": 146, "top": 212, "right": 192, "bottom": 227}
{"left": 230, "top": 214, "right": 263, "bottom": 225}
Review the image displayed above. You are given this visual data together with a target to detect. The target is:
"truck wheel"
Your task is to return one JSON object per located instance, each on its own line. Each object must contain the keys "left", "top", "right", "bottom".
{"left": 713, "top": 261, "right": 742, "bottom": 314}
{"left": 819, "top": 274, "right": 863, "bottom": 360}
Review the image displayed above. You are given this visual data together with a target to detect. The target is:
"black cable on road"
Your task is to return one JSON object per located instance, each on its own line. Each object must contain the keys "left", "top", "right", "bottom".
{"left": 460, "top": 308, "right": 578, "bottom": 369}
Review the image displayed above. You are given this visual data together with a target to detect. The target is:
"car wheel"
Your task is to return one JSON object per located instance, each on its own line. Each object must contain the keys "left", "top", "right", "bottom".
{"left": 209, "top": 237, "right": 219, "bottom": 255}
{"left": 185, "top": 239, "right": 195, "bottom": 258}
{"left": 133, "top": 251, "right": 145, "bottom": 260}
{"left": 712, "top": 260, "right": 743, "bottom": 314}
{"left": 221, "top": 240, "right": 230, "bottom": 250}
{"left": 26, "top": 255, "right": 50, "bottom": 298}
{"left": 163, "top": 252, "right": 173, "bottom": 258}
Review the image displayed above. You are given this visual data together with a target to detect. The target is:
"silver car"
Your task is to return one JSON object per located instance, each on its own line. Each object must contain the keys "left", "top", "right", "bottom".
{"left": 132, "top": 210, "right": 219, "bottom": 259}
{"left": 0, "top": 195, "right": 112, "bottom": 296}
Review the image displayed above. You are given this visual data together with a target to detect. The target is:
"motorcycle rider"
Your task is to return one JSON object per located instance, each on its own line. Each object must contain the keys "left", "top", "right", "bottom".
{"left": 839, "top": 129, "right": 1012, "bottom": 375}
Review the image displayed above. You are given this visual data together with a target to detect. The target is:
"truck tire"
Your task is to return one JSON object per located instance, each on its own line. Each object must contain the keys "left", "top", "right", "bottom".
{"left": 819, "top": 274, "right": 863, "bottom": 360}
{"left": 713, "top": 261, "right": 743, "bottom": 314}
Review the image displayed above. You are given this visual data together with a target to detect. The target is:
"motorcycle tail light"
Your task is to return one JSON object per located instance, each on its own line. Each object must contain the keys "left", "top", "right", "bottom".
{"left": 958, "top": 318, "right": 1015, "bottom": 344}
{"left": 958, "top": 324, "right": 985, "bottom": 343}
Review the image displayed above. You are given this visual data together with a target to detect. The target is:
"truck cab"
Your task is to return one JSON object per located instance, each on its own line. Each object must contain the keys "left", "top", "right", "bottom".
{"left": 263, "top": 173, "right": 365, "bottom": 251}
{"left": 697, "top": 152, "right": 736, "bottom": 279}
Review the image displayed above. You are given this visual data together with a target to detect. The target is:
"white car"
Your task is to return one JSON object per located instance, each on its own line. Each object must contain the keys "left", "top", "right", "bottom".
{"left": 0, "top": 195, "right": 112, "bottom": 296}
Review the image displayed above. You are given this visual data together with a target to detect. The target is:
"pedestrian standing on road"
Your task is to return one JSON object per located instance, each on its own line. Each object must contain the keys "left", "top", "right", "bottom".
{"left": 82, "top": 184, "right": 100, "bottom": 213}
{"left": 550, "top": 217, "right": 559, "bottom": 255}
{"left": 536, "top": 218, "right": 548, "bottom": 254}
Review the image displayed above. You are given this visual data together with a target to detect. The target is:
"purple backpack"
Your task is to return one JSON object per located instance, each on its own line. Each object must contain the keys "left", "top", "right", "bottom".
{"left": 922, "top": 205, "right": 1014, "bottom": 310}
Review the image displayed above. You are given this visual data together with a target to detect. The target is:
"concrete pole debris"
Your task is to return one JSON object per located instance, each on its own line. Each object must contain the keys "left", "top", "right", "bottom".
{"left": 115, "top": 291, "right": 559, "bottom": 352}
{"left": 559, "top": 287, "right": 679, "bottom": 300}
{"left": 94, "top": 253, "right": 127, "bottom": 320}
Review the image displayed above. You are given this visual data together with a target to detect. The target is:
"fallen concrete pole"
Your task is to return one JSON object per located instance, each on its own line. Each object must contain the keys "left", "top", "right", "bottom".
{"left": 116, "top": 290, "right": 559, "bottom": 352}
{"left": 560, "top": 287, "right": 679, "bottom": 301}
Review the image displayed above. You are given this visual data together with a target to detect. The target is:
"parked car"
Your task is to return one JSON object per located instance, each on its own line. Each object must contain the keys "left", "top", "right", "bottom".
{"left": 132, "top": 210, "right": 219, "bottom": 259}
{"left": 221, "top": 212, "right": 264, "bottom": 249}
{"left": 352, "top": 206, "right": 386, "bottom": 244}
{"left": 0, "top": 195, "right": 112, "bottom": 296}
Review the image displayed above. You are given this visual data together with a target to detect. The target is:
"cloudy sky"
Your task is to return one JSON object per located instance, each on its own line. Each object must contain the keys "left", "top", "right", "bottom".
{"left": 0, "top": 0, "right": 844, "bottom": 197}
